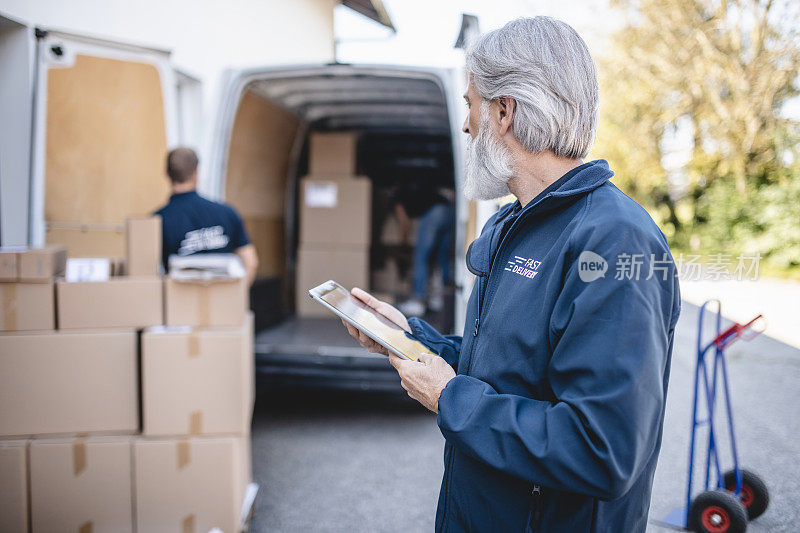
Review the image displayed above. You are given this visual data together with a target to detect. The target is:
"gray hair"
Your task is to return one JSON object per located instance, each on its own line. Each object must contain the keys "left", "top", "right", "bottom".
{"left": 466, "top": 17, "right": 599, "bottom": 159}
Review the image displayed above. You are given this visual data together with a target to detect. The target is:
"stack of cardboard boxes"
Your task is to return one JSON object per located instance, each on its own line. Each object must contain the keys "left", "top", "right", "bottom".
{"left": 296, "top": 132, "right": 372, "bottom": 316}
{"left": 0, "top": 217, "right": 254, "bottom": 533}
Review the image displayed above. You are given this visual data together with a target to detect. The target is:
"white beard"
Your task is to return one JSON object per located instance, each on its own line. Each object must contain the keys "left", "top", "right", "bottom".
{"left": 463, "top": 102, "right": 514, "bottom": 200}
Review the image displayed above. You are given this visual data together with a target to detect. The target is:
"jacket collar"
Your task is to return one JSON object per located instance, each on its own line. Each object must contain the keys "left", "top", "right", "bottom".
{"left": 466, "top": 160, "right": 613, "bottom": 277}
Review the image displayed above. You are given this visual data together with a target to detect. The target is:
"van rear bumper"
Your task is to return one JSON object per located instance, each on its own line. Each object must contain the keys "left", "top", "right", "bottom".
{"left": 253, "top": 317, "right": 404, "bottom": 392}
{"left": 255, "top": 350, "right": 403, "bottom": 392}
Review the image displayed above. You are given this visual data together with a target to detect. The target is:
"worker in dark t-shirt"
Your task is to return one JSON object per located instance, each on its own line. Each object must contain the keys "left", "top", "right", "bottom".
{"left": 154, "top": 147, "right": 259, "bottom": 285}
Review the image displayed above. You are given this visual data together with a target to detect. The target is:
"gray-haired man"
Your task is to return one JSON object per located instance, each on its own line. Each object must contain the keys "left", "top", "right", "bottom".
{"left": 343, "top": 16, "right": 681, "bottom": 532}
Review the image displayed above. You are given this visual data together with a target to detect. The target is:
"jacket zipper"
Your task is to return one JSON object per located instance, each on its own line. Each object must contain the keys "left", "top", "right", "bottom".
{"left": 464, "top": 202, "right": 539, "bottom": 376}
{"left": 529, "top": 484, "right": 543, "bottom": 531}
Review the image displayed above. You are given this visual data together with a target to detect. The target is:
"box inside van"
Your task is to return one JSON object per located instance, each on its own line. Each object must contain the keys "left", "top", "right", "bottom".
{"left": 212, "top": 64, "right": 466, "bottom": 390}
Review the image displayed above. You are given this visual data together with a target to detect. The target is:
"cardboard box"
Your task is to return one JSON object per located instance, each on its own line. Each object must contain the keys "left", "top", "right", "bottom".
{"left": 134, "top": 436, "right": 251, "bottom": 533}
{"left": 380, "top": 215, "right": 418, "bottom": 245}
{"left": 19, "top": 246, "right": 67, "bottom": 282}
{"left": 0, "top": 282, "right": 55, "bottom": 332}
{"left": 299, "top": 177, "right": 371, "bottom": 247}
{"left": 0, "top": 440, "right": 28, "bottom": 533}
{"left": 0, "top": 330, "right": 138, "bottom": 437}
{"left": 142, "top": 315, "right": 254, "bottom": 436}
{"left": 296, "top": 246, "right": 368, "bottom": 317}
{"left": 0, "top": 246, "right": 66, "bottom": 282}
{"left": 308, "top": 131, "right": 358, "bottom": 175}
{"left": 165, "top": 277, "right": 247, "bottom": 327}
{"left": 0, "top": 247, "right": 25, "bottom": 281}
{"left": 30, "top": 437, "right": 133, "bottom": 533}
{"left": 126, "top": 216, "right": 162, "bottom": 276}
{"left": 46, "top": 225, "right": 125, "bottom": 258}
{"left": 56, "top": 277, "right": 163, "bottom": 329}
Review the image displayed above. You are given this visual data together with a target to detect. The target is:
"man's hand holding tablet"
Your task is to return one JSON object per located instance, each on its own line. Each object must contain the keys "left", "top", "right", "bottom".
{"left": 337, "top": 286, "right": 456, "bottom": 413}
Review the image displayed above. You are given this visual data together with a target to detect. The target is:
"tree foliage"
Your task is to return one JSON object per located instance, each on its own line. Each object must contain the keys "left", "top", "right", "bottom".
{"left": 593, "top": 0, "right": 800, "bottom": 274}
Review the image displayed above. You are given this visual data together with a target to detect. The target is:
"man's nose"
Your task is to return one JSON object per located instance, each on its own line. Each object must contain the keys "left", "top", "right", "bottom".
{"left": 462, "top": 116, "right": 470, "bottom": 135}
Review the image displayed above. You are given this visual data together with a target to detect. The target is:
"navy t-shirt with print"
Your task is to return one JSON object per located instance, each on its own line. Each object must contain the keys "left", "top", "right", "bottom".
{"left": 154, "top": 191, "right": 250, "bottom": 268}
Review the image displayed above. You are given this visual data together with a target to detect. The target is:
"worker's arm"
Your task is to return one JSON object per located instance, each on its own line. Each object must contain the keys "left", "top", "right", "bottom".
{"left": 394, "top": 203, "right": 411, "bottom": 246}
{"left": 235, "top": 244, "right": 259, "bottom": 287}
{"left": 436, "top": 225, "right": 679, "bottom": 500}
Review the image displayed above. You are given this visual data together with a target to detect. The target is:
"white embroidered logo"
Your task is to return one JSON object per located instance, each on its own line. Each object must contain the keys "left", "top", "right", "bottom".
{"left": 505, "top": 255, "right": 542, "bottom": 279}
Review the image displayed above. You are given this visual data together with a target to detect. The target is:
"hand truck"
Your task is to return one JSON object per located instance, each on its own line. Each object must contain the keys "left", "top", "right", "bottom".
{"left": 663, "top": 300, "right": 769, "bottom": 533}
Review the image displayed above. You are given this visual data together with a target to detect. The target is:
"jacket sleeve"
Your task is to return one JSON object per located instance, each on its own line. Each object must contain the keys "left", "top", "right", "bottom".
{"left": 407, "top": 317, "right": 462, "bottom": 370}
{"left": 436, "top": 224, "right": 679, "bottom": 500}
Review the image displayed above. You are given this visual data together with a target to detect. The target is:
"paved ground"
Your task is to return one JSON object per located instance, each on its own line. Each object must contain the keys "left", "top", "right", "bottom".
{"left": 249, "top": 301, "right": 800, "bottom": 532}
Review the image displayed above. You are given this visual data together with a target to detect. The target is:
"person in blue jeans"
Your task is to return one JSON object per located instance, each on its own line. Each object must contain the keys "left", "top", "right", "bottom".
{"left": 393, "top": 181, "right": 455, "bottom": 317}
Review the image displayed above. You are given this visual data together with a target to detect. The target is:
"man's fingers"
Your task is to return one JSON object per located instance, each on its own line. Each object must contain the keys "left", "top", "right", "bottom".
{"left": 344, "top": 322, "right": 359, "bottom": 339}
{"left": 352, "top": 287, "right": 379, "bottom": 308}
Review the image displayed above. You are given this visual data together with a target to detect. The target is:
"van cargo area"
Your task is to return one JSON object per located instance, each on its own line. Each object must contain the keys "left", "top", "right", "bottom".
{"left": 218, "top": 65, "right": 460, "bottom": 390}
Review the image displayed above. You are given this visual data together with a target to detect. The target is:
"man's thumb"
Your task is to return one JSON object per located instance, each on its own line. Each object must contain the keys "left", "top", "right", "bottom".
{"left": 417, "top": 351, "right": 436, "bottom": 364}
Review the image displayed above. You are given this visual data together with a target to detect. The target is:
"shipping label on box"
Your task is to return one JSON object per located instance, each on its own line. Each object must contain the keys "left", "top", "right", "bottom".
{"left": 142, "top": 315, "right": 254, "bottom": 437}
{"left": 126, "top": 216, "right": 162, "bottom": 276}
{"left": 165, "top": 277, "right": 247, "bottom": 327}
{"left": 0, "top": 282, "right": 55, "bottom": 332}
{"left": 65, "top": 257, "right": 112, "bottom": 282}
{"left": 56, "top": 277, "right": 163, "bottom": 329}
{"left": 0, "top": 440, "right": 28, "bottom": 533}
{"left": 134, "top": 436, "right": 250, "bottom": 533}
{"left": 299, "top": 177, "right": 371, "bottom": 247}
{"left": 0, "top": 330, "right": 138, "bottom": 437}
{"left": 19, "top": 246, "right": 67, "bottom": 282}
{"left": 30, "top": 437, "right": 133, "bottom": 533}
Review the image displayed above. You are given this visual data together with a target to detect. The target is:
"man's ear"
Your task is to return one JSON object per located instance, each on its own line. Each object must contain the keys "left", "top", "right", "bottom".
{"left": 497, "top": 97, "right": 516, "bottom": 136}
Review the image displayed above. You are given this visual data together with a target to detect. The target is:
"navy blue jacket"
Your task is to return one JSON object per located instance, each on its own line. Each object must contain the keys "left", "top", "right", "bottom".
{"left": 408, "top": 160, "right": 681, "bottom": 532}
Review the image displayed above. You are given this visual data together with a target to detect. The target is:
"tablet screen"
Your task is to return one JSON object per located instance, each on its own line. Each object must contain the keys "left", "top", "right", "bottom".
{"left": 317, "top": 284, "right": 432, "bottom": 361}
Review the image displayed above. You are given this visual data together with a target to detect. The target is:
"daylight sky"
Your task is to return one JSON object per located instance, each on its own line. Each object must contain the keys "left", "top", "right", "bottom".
{"left": 334, "top": 0, "right": 617, "bottom": 68}
{"left": 335, "top": 0, "right": 800, "bottom": 120}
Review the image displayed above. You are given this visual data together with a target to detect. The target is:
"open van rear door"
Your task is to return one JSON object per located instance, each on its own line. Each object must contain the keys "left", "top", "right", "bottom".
{"left": 28, "top": 29, "right": 181, "bottom": 253}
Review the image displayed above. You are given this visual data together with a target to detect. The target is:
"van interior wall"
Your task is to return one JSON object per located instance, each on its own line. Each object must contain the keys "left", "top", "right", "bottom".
{"left": 224, "top": 89, "right": 300, "bottom": 278}
{"left": 44, "top": 54, "right": 168, "bottom": 257}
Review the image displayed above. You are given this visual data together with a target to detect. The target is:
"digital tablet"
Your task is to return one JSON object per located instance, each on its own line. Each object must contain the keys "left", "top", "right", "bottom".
{"left": 308, "top": 280, "right": 434, "bottom": 362}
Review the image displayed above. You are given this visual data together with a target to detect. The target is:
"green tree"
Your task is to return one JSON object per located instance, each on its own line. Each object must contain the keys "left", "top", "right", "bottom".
{"left": 594, "top": 0, "right": 800, "bottom": 243}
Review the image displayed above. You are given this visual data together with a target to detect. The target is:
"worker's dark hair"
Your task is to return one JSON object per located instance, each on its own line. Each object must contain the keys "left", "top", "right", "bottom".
{"left": 166, "top": 147, "right": 199, "bottom": 183}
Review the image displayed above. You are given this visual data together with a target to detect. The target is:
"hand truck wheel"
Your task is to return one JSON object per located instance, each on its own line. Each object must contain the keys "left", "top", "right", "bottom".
{"left": 688, "top": 490, "right": 748, "bottom": 533}
{"left": 723, "top": 469, "right": 769, "bottom": 520}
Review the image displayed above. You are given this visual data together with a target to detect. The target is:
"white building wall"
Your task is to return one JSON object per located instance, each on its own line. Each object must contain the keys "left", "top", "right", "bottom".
{"left": 0, "top": 0, "right": 336, "bottom": 85}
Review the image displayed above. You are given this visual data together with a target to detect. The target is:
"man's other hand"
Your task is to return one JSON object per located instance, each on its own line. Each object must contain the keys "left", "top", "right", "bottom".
{"left": 340, "top": 287, "right": 409, "bottom": 356}
{"left": 389, "top": 352, "right": 455, "bottom": 413}
{"left": 352, "top": 287, "right": 410, "bottom": 332}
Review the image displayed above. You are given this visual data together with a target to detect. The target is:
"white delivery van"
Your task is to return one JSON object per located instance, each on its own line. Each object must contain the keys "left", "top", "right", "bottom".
{"left": 209, "top": 64, "right": 474, "bottom": 390}
{"left": 2, "top": 21, "right": 494, "bottom": 391}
